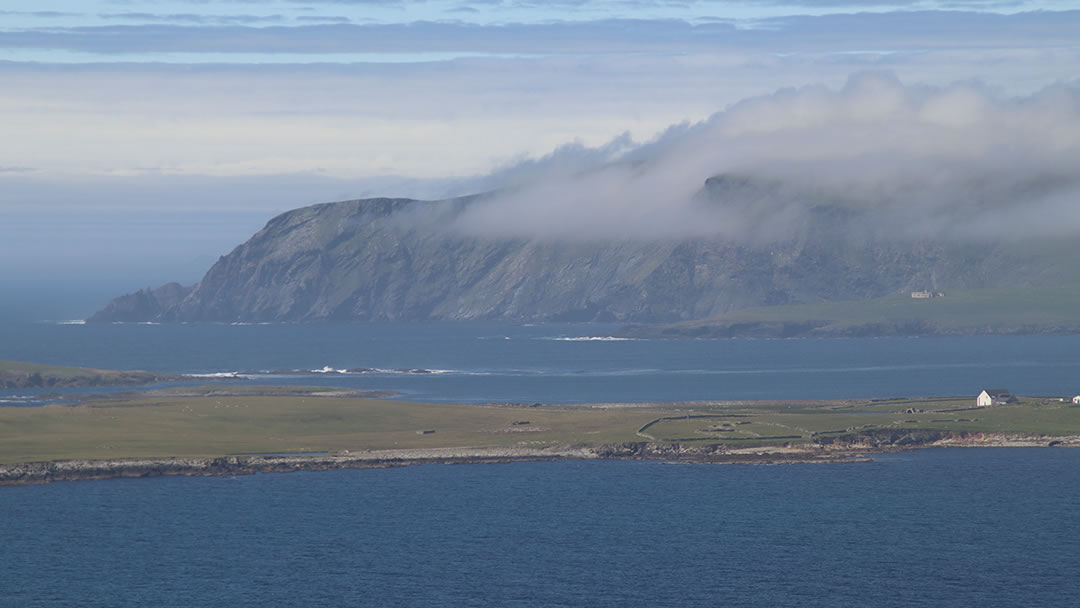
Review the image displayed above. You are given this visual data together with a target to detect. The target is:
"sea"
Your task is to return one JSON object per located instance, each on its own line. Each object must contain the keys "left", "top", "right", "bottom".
{"left": 4, "top": 321, "right": 1080, "bottom": 404}
{"left": 2, "top": 321, "right": 1080, "bottom": 606}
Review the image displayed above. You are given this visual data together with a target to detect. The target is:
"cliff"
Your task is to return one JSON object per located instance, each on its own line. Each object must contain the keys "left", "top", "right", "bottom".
{"left": 91, "top": 282, "right": 193, "bottom": 323}
{"left": 88, "top": 184, "right": 1080, "bottom": 324}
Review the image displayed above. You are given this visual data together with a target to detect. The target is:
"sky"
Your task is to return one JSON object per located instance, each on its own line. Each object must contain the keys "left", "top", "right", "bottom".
{"left": 1, "top": 0, "right": 1078, "bottom": 317}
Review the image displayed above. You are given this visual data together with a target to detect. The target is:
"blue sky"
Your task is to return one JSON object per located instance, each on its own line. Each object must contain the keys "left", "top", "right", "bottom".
{"left": 1, "top": 0, "right": 1078, "bottom": 318}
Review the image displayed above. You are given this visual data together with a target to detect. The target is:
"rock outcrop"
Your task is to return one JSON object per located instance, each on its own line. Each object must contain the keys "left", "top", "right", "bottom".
{"left": 90, "top": 282, "right": 193, "bottom": 323}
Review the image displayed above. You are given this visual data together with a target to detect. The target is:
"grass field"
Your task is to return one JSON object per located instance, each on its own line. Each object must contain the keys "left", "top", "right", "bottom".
{"left": 2, "top": 390, "right": 1079, "bottom": 464}
{"left": 656, "top": 285, "right": 1080, "bottom": 334}
{"left": 0, "top": 393, "right": 662, "bottom": 463}
{"left": 641, "top": 397, "right": 1080, "bottom": 444}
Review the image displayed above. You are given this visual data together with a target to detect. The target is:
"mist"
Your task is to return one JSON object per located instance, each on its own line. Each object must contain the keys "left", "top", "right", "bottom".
{"left": 452, "top": 72, "right": 1080, "bottom": 242}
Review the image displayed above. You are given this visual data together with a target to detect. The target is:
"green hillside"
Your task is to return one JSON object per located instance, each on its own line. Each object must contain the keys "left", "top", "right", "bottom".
{"left": 630, "top": 286, "right": 1080, "bottom": 338}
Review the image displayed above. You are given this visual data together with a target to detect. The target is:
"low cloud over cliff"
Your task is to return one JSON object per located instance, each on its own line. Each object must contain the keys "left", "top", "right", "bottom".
{"left": 454, "top": 72, "right": 1080, "bottom": 242}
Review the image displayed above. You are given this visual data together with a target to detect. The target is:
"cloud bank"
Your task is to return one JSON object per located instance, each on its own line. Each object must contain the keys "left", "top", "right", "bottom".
{"left": 3, "top": 12, "right": 1078, "bottom": 56}
{"left": 452, "top": 72, "right": 1080, "bottom": 242}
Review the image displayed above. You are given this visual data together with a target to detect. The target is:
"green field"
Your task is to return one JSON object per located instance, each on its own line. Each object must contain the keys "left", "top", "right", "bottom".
{"left": 649, "top": 286, "right": 1080, "bottom": 336}
{"left": 0, "top": 392, "right": 661, "bottom": 463}
{"left": 2, "top": 390, "right": 1079, "bottom": 464}
{"left": 640, "top": 397, "right": 1080, "bottom": 445}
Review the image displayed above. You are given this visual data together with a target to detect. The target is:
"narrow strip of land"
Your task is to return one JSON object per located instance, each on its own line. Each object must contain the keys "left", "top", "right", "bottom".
{"left": 0, "top": 360, "right": 183, "bottom": 389}
{"left": 2, "top": 388, "right": 1079, "bottom": 484}
{"left": 620, "top": 286, "right": 1080, "bottom": 338}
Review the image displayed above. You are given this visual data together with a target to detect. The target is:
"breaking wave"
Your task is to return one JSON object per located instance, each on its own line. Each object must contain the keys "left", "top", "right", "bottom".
{"left": 187, "top": 367, "right": 464, "bottom": 378}
{"left": 185, "top": 372, "right": 252, "bottom": 379}
{"left": 308, "top": 366, "right": 455, "bottom": 375}
{"left": 543, "top": 336, "right": 638, "bottom": 342}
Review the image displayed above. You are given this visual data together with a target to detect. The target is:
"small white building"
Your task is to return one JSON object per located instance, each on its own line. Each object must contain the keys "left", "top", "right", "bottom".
{"left": 1072, "top": 395, "right": 1080, "bottom": 405}
{"left": 977, "top": 389, "right": 1014, "bottom": 407}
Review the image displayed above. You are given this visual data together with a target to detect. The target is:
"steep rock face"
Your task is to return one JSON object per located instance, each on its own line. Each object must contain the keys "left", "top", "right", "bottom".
{"left": 88, "top": 282, "right": 193, "bottom": 323}
{"left": 88, "top": 194, "right": 1078, "bottom": 323}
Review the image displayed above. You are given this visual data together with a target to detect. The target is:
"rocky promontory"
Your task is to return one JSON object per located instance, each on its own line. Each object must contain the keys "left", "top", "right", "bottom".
{"left": 88, "top": 180, "right": 1080, "bottom": 324}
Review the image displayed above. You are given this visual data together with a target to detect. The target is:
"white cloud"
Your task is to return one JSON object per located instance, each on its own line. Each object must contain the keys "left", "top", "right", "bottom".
{"left": 450, "top": 73, "right": 1080, "bottom": 241}
{"left": 2, "top": 45, "right": 1076, "bottom": 183}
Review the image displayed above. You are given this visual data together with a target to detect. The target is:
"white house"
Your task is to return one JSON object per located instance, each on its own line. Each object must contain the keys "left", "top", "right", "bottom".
{"left": 1072, "top": 395, "right": 1080, "bottom": 405}
{"left": 977, "top": 389, "right": 1014, "bottom": 407}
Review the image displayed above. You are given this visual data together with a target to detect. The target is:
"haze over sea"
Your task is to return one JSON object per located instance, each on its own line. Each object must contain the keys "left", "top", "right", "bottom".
{"left": 4, "top": 322, "right": 1080, "bottom": 606}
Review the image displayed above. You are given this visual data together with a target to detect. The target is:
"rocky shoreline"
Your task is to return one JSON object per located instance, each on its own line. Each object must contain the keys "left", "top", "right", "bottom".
{"left": 3, "top": 432, "right": 1076, "bottom": 486}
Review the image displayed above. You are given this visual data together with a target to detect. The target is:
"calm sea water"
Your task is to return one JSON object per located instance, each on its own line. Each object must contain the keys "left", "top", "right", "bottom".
{"left": 2, "top": 450, "right": 1079, "bottom": 607}
{"left": 4, "top": 322, "right": 1080, "bottom": 606}
{"left": 3, "top": 321, "right": 1080, "bottom": 403}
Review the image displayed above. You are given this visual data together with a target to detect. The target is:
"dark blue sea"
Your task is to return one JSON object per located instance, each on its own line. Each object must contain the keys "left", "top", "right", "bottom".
{"left": 3, "top": 322, "right": 1080, "bottom": 606}
{"left": 2, "top": 451, "right": 1079, "bottom": 607}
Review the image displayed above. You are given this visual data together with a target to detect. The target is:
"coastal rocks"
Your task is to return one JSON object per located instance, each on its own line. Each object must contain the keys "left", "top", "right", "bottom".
{"left": 591, "top": 441, "right": 857, "bottom": 464}
{"left": 0, "top": 458, "right": 230, "bottom": 485}
{"left": 593, "top": 442, "right": 711, "bottom": 458}
{"left": 0, "top": 447, "right": 597, "bottom": 486}
{"left": 4, "top": 436, "right": 1076, "bottom": 486}
{"left": 0, "top": 443, "right": 796, "bottom": 486}
{"left": 815, "top": 429, "right": 945, "bottom": 448}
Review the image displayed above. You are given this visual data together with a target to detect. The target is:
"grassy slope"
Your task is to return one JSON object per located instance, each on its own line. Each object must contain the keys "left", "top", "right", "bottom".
{"left": 2, "top": 392, "right": 1079, "bottom": 464}
{"left": 665, "top": 286, "right": 1080, "bottom": 331}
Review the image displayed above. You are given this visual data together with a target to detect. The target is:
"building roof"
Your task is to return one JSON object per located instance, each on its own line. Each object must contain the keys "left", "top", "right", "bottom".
{"left": 981, "top": 389, "right": 1012, "bottom": 397}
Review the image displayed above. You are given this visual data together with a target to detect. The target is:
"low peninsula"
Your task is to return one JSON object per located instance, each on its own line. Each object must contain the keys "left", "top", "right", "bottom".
{"left": 2, "top": 388, "right": 1079, "bottom": 485}
{"left": 619, "top": 286, "right": 1080, "bottom": 339}
{"left": 0, "top": 360, "right": 184, "bottom": 389}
